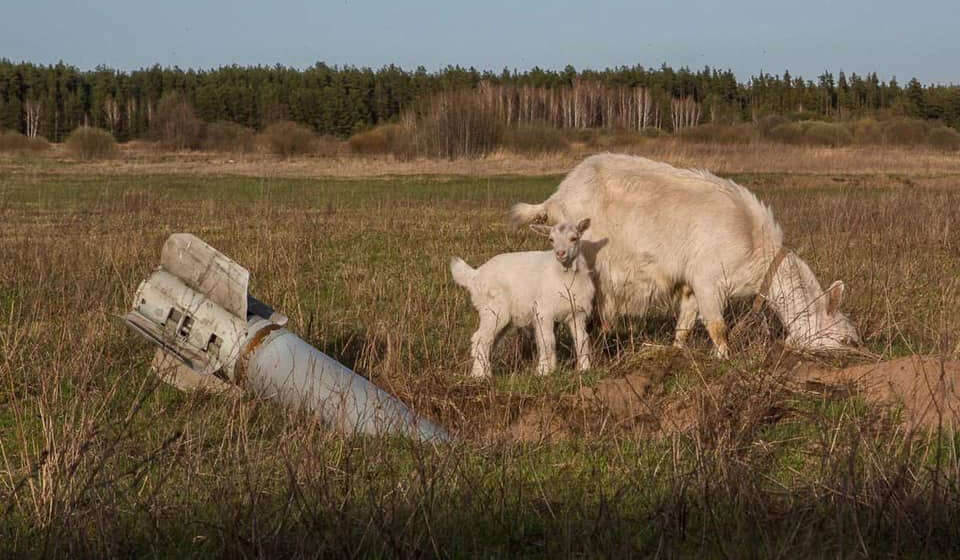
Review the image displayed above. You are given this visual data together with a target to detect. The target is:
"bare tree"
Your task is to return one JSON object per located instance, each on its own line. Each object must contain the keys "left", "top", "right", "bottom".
{"left": 24, "top": 99, "right": 41, "bottom": 138}
{"left": 671, "top": 96, "right": 701, "bottom": 131}
{"left": 104, "top": 97, "right": 120, "bottom": 134}
{"left": 467, "top": 80, "right": 666, "bottom": 132}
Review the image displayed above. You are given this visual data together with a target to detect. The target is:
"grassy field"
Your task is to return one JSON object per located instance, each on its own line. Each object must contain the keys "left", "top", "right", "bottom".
{"left": 2, "top": 150, "right": 960, "bottom": 557}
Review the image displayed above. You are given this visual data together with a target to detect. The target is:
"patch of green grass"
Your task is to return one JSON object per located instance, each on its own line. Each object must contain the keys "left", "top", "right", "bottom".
{"left": 0, "top": 171, "right": 562, "bottom": 210}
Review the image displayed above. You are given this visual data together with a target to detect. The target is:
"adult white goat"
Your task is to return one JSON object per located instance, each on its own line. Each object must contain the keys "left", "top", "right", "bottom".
{"left": 451, "top": 219, "right": 594, "bottom": 378}
{"left": 509, "top": 154, "right": 859, "bottom": 357}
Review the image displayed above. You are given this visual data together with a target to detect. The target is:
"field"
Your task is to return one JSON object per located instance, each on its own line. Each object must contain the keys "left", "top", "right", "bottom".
{"left": 2, "top": 144, "right": 960, "bottom": 557}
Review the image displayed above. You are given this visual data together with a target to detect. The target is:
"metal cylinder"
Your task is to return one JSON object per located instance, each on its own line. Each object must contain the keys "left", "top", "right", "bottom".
{"left": 239, "top": 318, "right": 451, "bottom": 443}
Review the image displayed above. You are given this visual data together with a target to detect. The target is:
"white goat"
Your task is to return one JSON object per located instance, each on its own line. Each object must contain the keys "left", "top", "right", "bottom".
{"left": 509, "top": 154, "right": 860, "bottom": 357}
{"left": 451, "top": 219, "right": 594, "bottom": 378}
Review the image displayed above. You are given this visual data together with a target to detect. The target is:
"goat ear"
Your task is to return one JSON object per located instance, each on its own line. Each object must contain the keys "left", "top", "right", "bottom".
{"left": 826, "top": 280, "right": 845, "bottom": 316}
{"left": 576, "top": 218, "right": 591, "bottom": 233}
{"left": 529, "top": 224, "right": 552, "bottom": 237}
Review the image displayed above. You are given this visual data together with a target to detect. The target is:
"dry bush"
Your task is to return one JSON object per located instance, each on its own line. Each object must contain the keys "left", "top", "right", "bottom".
{"left": 65, "top": 126, "right": 117, "bottom": 160}
{"left": 259, "top": 121, "right": 317, "bottom": 158}
{"left": 27, "top": 135, "right": 50, "bottom": 152}
{"left": 768, "top": 120, "right": 851, "bottom": 147}
{"left": 501, "top": 123, "right": 569, "bottom": 155}
{"left": 757, "top": 114, "right": 790, "bottom": 136}
{"left": 882, "top": 117, "right": 929, "bottom": 146}
{"left": 0, "top": 130, "right": 50, "bottom": 153}
{"left": 928, "top": 126, "right": 960, "bottom": 151}
{"left": 348, "top": 124, "right": 409, "bottom": 156}
{"left": 679, "top": 123, "right": 758, "bottom": 144}
{"left": 348, "top": 128, "right": 389, "bottom": 155}
{"left": 313, "top": 134, "right": 343, "bottom": 158}
{"left": 767, "top": 122, "right": 805, "bottom": 144}
{"left": 153, "top": 91, "right": 203, "bottom": 150}
{"left": 409, "top": 90, "right": 501, "bottom": 159}
{"left": 596, "top": 129, "right": 647, "bottom": 148}
{"left": 202, "top": 121, "right": 255, "bottom": 153}
{"left": 561, "top": 128, "right": 644, "bottom": 151}
{"left": 564, "top": 128, "right": 600, "bottom": 148}
{"left": 848, "top": 118, "right": 884, "bottom": 144}
{"left": 802, "top": 121, "right": 852, "bottom": 146}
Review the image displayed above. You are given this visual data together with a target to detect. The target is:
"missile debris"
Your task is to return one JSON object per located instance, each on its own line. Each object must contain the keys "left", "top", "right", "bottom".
{"left": 123, "top": 233, "right": 450, "bottom": 442}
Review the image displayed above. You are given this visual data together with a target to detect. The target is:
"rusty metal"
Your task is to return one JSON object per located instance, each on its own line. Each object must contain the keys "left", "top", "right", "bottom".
{"left": 232, "top": 322, "right": 284, "bottom": 388}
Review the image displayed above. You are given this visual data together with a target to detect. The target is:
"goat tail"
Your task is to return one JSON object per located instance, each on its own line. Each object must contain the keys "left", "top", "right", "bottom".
{"left": 449, "top": 257, "right": 476, "bottom": 289}
{"left": 508, "top": 202, "right": 548, "bottom": 230}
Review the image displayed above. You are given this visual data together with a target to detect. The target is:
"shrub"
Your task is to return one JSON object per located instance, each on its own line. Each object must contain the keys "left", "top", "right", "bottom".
{"left": 882, "top": 118, "right": 928, "bottom": 146}
{"left": 65, "top": 127, "right": 117, "bottom": 160}
{"left": 314, "top": 135, "right": 343, "bottom": 158}
{"left": 0, "top": 130, "right": 50, "bottom": 153}
{"left": 26, "top": 135, "right": 50, "bottom": 152}
{"left": 259, "top": 121, "right": 317, "bottom": 158}
{"left": 757, "top": 114, "right": 790, "bottom": 137}
{"left": 501, "top": 123, "right": 569, "bottom": 155}
{"left": 153, "top": 91, "right": 203, "bottom": 150}
{"left": 802, "top": 121, "right": 852, "bottom": 147}
{"left": 597, "top": 129, "right": 647, "bottom": 148}
{"left": 767, "top": 122, "right": 805, "bottom": 145}
{"left": 928, "top": 127, "right": 960, "bottom": 151}
{"left": 768, "top": 121, "right": 851, "bottom": 147}
{"left": 348, "top": 124, "right": 407, "bottom": 156}
{"left": 849, "top": 119, "right": 883, "bottom": 145}
{"left": 202, "top": 121, "right": 255, "bottom": 153}
{"left": 565, "top": 128, "right": 599, "bottom": 148}
{"left": 679, "top": 123, "right": 757, "bottom": 144}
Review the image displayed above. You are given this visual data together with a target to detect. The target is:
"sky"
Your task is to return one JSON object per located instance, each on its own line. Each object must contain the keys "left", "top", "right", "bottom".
{"left": 2, "top": 0, "right": 957, "bottom": 84}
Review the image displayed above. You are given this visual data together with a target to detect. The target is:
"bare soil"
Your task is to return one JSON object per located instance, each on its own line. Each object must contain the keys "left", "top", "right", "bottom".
{"left": 792, "top": 355, "right": 960, "bottom": 431}
{"left": 492, "top": 354, "right": 960, "bottom": 443}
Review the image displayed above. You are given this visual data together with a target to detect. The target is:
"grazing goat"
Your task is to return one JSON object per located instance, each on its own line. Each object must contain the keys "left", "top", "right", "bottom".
{"left": 509, "top": 153, "right": 860, "bottom": 357}
{"left": 451, "top": 219, "right": 594, "bottom": 378}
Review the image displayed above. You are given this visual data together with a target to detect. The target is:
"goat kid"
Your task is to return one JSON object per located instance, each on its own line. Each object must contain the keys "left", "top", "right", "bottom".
{"left": 451, "top": 219, "right": 594, "bottom": 378}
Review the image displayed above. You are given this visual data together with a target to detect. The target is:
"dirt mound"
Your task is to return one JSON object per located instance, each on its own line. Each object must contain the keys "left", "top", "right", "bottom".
{"left": 792, "top": 355, "right": 960, "bottom": 431}
{"left": 492, "top": 354, "right": 960, "bottom": 443}
{"left": 499, "top": 374, "right": 654, "bottom": 443}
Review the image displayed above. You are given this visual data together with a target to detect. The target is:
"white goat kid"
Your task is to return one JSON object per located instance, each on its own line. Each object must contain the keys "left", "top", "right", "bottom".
{"left": 451, "top": 219, "right": 594, "bottom": 378}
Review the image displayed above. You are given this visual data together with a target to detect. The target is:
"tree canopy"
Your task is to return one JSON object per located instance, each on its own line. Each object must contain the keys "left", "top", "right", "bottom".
{"left": 1, "top": 59, "right": 957, "bottom": 142}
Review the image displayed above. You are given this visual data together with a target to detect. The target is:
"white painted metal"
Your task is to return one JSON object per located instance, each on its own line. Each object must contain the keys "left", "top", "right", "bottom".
{"left": 123, "top": 233, "right": 451, "bottom": 442}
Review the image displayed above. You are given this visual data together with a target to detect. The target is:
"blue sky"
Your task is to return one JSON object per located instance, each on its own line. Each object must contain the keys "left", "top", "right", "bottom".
{"left": 2, "top": 0, "right": 957, "bottom": 84}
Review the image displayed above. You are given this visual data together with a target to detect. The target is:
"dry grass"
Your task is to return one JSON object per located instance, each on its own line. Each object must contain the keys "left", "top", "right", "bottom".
{"left": 6, "top": 139, "right": 960, "bottom": 181}
{"left": 1, "top": 151, "right": 959, "bottom": 556}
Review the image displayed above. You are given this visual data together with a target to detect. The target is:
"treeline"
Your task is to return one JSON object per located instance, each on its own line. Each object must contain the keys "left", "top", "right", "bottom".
{"left": 1, "top": 59, "right": 959, "bottom": 142}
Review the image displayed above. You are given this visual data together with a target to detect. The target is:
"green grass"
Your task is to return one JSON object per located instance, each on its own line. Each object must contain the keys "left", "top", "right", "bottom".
{"left": 1, "top": 164, "right": 959, "bottom": 557}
